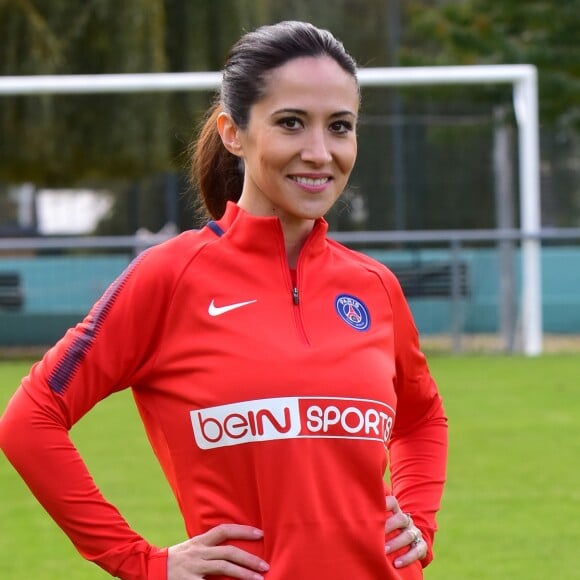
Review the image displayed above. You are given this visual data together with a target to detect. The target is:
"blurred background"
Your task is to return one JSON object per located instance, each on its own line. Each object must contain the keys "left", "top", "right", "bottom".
{"left": 0, "top": 0, "right": 579, "bottom": 352}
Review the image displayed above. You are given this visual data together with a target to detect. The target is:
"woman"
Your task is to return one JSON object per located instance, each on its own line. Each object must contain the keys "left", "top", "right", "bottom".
{"left": 0, "top": 21, "right": 447, "bottom": 580}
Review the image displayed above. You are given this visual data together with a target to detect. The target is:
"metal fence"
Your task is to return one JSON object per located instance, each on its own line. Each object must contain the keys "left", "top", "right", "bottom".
{"left": 1, "top": 227, "right": 579, "bottom": 354}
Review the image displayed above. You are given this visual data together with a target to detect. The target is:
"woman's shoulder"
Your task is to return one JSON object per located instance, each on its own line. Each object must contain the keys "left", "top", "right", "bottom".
{"left": 326, "top": 238, "right": 400, "bottom": 286}
{"left": 123, "top": 228, "right": 215, "bottom": 290}
{"left": 139, "top": 227, "right": 215, "bottom": 265}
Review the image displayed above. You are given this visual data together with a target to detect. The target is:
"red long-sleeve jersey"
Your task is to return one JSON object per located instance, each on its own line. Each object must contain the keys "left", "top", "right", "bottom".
{"left": 0, "top": 202, "right": 447, "bottom": 579}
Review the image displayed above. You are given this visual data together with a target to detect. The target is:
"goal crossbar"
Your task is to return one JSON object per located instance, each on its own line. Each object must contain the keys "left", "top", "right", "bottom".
{"left": 0, "top": 65, "right": 542, "bottom": 355}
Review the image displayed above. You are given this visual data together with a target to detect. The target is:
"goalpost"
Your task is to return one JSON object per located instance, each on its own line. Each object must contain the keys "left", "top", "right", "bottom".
{"left": 0, "top": 65, "right": 542, "bottom": 355}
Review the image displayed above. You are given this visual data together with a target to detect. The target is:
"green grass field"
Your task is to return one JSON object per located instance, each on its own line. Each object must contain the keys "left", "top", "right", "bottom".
{"left": 1, "top": 354, "right": 579, "bottom": 579}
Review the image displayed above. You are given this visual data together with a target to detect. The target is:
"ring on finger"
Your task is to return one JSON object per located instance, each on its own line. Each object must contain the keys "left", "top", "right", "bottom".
{"left": 409, "top": 528, "right": 422, "bottom": 547}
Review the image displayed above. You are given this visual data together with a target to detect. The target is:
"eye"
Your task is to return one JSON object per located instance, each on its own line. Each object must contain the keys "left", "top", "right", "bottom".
{"left": 330, "top": 119, "right": 354, "bottom": 134}
{"left": 277, "top": 116, "right": 303, "bottom": 130}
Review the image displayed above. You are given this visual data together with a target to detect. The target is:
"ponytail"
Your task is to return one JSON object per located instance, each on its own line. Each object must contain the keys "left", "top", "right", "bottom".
{"left": 190, "top": 102, "right": 244, "bottom": 220}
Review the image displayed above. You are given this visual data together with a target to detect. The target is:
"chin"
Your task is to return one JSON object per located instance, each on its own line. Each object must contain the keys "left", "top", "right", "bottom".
{"left": 293, "top": 207, "right": 331, "bottom": 221}
{"left": 296, "top": 198, "right": 338, "bottom": 219}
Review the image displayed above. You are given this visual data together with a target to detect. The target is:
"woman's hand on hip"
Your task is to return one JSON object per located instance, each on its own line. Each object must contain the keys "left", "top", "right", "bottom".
{"left": 384, "top": 495, "right": 427, "bottom": 568}
{"left": 167, "top": 523, "right": 270, "bottom": 579}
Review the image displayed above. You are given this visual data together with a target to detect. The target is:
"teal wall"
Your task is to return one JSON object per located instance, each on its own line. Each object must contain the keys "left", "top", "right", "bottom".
{"left": 366, "top": 246, "right": 580, "bottom": 335}
{"left": 0, "top": 247, "right": 579, "bottom": 346}
{"left": 0, "top": 255, "right": 130, "bottom": 347}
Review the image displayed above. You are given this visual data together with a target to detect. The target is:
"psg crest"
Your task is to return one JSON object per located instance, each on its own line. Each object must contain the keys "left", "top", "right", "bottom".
{"left": 335, "top": 294, "right": 370, "bottom": 331}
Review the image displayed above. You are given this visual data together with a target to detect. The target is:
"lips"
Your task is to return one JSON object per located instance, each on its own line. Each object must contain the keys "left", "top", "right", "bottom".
{"left": 289, "top": 175, "right": 333, "bottom": 192}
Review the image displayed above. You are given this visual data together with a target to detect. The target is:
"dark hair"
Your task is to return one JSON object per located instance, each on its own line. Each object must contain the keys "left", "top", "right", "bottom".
{"left": 191, "top": 20, "right": 359, "bottom": 220}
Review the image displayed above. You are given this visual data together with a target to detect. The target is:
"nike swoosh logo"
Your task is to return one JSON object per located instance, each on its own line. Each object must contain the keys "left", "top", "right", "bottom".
{"left": 208, "top": 299, "right": 257, "bottom": 317}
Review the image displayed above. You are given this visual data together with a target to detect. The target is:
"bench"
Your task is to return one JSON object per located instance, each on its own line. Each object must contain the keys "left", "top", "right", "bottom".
{"left": 0, "top": 272, "right": 24, "bottom": 310}
{"left": 388, "top": 261, "right": 470, "bottom": 299}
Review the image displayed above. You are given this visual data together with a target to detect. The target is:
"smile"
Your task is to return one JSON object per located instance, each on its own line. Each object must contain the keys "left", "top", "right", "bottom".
{"left": 291, "top": 176, "right": 331, "bottom": 186}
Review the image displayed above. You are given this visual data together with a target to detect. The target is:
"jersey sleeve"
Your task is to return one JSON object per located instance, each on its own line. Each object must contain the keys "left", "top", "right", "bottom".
{"left": 383, "top": 270, "right": 448, "bottom": 567}
{"left": 0, "top": 247, "right": 177, "bottom": 580}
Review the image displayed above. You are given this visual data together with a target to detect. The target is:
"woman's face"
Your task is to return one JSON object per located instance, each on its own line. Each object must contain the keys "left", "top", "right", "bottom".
{"left": 220, "top": 56, "right": 359, "bottom": 232}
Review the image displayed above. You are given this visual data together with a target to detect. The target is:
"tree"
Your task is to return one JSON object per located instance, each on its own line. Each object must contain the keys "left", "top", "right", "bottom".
{"left": 0, "top": 0, "right": 171, "bottom": 184}
{"left": 12, "top": 0, "right": 571, "bottom": 232}
{"left": 401, "top": 0, "right": 580, "bottom": 129}
{"left": 399, "top": 0, "right": 580, "bottom": 228}
{"left": 0, "top": 0, "right": 395, "bottom": 232}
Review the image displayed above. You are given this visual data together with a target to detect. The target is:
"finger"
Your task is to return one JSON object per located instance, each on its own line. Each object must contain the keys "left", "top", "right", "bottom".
{"left": 204, "top": 544, "right": 270, "bottom": 572}
{"left": 384, "top": 495, "right": 409, "bottom": 526}
{"left": 385, "top": 525, "right": 421, "bottom": 554}
{"left": 385, "top": 495, "right": 400, "bottom": 513}
{"left": 168, "top": 534, "right": 269, "bottom": 580}
{"left": 186, "top": 560, "right": 264, "bottom": 580}
{"left": 393, "top": 538, "right": 428, "bottom": 569}
{"left": 195, "top": 523, "right": 264, "bottom": 546}
{"left": 384, "top": 498, "right": 411, "bottom": 533}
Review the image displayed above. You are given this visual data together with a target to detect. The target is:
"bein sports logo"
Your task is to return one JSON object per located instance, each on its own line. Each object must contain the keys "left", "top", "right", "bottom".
{"left": 190, "top": 396, "right": 394, "bottom": 450}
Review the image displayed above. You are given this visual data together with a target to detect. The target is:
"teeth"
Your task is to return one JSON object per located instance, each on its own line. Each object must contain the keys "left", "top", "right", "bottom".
{"left": 292, "top": 176, "right": 329, "bottom": 186}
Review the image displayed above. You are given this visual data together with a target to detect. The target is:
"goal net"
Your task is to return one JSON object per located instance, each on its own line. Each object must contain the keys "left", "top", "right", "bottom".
{"left": 0, "top": 66, "right": 542, "bottom": 354}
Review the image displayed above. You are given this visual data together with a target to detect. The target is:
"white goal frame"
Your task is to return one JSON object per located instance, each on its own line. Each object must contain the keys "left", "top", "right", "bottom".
{"left": 0, "top": 65, "right": 542, "bottom": 355}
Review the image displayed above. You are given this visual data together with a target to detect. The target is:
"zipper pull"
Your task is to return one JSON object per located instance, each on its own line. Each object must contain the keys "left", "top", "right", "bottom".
{"left": 292, "top": 287, "right": 300, "bottom": 305}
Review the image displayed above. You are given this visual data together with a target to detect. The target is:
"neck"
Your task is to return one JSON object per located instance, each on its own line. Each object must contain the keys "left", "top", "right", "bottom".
{"left": 283, "top": 221, "right": 315, "bottom": 268}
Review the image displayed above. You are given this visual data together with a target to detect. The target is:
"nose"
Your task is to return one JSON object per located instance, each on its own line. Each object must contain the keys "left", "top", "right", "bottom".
{"left": 301, "top": 128, "right": 332, "bottom": 165}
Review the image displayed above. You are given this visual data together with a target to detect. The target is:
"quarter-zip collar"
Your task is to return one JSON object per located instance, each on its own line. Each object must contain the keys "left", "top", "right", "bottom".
{"left": 211, "top": 201, "right": 329, "bottom": 261}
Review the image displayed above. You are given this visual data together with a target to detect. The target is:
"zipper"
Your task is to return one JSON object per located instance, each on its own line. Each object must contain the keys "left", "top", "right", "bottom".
{"left": 289, "top": 266, "right": 310, "bottom": 345}
{"left": 292, "top": 287, "right": 299, "bottom": 305}
{"left": 279, "top": 220, "right": 320, "bottom": 346}
{"left": 291, "top": 284, "right": 309, "bottom": 345}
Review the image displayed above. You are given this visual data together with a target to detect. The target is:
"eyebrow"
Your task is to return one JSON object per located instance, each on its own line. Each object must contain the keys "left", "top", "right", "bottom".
{"left": 272, "top": 108, "right": 357, "bottom": 118}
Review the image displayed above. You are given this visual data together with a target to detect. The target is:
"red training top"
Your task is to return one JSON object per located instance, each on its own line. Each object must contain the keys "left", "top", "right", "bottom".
{"left": 0, "top": 202, "right": 447, "bottom": 579}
